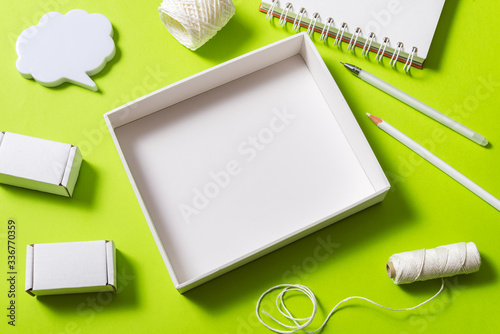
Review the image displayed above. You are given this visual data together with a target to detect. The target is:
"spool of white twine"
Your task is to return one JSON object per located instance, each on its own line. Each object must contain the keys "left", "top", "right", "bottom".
{"left": 257, "top": 242, "right": 481, "bottom": 333}
{"left": 387, "top": 242, "right": 481, "bottom": 284}
{"left": 158, "top": 0, "right": 235, "bottom": 51}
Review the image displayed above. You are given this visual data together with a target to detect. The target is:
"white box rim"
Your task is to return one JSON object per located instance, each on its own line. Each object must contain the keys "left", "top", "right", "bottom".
{"left": 104, "top": 33, "right": 390, "bottom": 291}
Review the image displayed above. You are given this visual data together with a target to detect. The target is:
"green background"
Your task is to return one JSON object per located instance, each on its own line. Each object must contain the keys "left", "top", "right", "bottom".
{"left": 1, "top": 0, "right": 499, "bottom": 333}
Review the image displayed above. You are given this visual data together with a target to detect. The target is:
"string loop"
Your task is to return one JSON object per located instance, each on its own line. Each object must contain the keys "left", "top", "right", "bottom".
{"left": 257, "top": 280, "right": 445, "bottom": 333}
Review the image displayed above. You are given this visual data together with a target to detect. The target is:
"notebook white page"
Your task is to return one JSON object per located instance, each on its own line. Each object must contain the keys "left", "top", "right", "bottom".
{"left": 264, "top": 0, "right": 445, "bottom": 59}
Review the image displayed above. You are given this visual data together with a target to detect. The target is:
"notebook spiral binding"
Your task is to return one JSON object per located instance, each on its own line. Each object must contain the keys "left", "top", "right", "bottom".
{"left": 260, "top": 0, "right": 422, "bottom": 71}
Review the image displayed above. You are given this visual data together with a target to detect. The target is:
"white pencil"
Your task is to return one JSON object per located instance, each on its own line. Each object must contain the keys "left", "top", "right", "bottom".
{"left": 343, "top": 63, "right": 488, "bottom": 146}
{"left": 367, "top": 113, "right": 500, "bottom": 211}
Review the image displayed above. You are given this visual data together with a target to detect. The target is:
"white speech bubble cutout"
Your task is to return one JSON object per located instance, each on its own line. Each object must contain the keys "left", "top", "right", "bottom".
{"left": 16, "top": 9, "right": 115, "bottom": 92}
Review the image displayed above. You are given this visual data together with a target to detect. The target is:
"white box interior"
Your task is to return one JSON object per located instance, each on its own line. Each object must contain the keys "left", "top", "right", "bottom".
{"left": 105, "top": 34, "right": 389, "bottom": 291}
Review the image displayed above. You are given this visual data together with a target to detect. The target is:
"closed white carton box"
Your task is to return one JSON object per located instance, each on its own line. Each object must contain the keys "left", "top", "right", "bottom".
{"left": 104, "top": 33, "right": 390, "bottom": 292}
{"left": 25, "top": 240, "right": 116, "bottom": 296}
{"left": 0, "top": 132, "right": 82, "bottom": 197}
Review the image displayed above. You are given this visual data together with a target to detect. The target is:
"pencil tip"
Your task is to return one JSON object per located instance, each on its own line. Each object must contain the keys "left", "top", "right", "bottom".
{"left": 341, "top": 63, "right": 360, "bottom": 75}
{"left": 367, "top": 113, "right": 383, "bottom": 125}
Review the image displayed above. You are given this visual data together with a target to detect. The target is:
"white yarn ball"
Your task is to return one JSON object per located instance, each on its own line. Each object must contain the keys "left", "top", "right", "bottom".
{"left": 158, "top": 0, "right": 235, "bottom": 51}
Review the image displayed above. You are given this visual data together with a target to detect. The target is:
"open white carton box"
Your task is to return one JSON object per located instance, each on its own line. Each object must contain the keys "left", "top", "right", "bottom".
{"left": 104, "top": 33, "right": 390, "bottom": 292}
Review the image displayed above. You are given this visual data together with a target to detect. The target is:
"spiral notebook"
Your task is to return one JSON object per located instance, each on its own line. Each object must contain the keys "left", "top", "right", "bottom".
{"left": 259, "top": 0, "right": 446, "bottom": 70}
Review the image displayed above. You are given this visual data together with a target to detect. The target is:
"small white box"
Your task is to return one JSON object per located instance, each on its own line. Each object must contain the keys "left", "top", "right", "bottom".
{"left": 105, "top": 33, "right": 390, "bottom": 292}
{"left": 25, "top": 240, "right": 116, "bottom": 296}
{"left": 0, "top": 132, "right": 82, "bottom": 197}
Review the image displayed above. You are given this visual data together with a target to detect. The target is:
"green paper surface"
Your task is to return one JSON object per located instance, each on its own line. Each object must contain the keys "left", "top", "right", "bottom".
{"left": 1, "top": 1, "right": 499, "bottom": 333}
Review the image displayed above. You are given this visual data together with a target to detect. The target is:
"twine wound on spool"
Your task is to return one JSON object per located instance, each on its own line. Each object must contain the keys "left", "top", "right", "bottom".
{"left": 158, "top": 0, "right": 235, "bottom": 51}
{"left": 256, "top": 242, "right": 481, "bottom": 333}
{"left": 387, "top": 242, "right": 481, "bottom": 284}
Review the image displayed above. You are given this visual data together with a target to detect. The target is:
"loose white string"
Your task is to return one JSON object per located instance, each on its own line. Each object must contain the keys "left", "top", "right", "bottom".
{"left": 257, "top": 242, "right": 481, "bottom": 333}
{"left": 256, "top": 280, "right": 444, "bottom": 334}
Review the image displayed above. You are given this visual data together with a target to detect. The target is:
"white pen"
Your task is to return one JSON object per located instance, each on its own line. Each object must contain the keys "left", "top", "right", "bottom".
{"left": 343, "top": 63, "right": 488, "bottom": 146}
{"left": 367, "top": 113, "right": 500, "bottom": 211}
